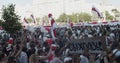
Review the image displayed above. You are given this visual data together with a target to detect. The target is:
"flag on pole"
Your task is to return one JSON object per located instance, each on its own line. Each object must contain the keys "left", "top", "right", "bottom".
{"left": 24, "top": 17, "right": 28, "bottom": 23}
{"left": 30, "top": 14, "right": 36, "bottom": 23}
{"left": 48, "top": 13, "right": 57, "bottom": 40}
{"left": 92, "top": 6, "right": 103, "bottom": 18}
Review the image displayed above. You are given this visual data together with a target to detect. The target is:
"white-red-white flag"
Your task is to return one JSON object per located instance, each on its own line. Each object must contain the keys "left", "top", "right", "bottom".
{"left": 30, "top": 14, "right": 36, "bottom": 23}
{"left": 92, "top": 6, "right": 103, "bottom": 18}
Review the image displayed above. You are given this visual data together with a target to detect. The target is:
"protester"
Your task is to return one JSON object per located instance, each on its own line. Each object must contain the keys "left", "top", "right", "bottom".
{"left": 0, "top": 19, "right": 119, "bottom": 63}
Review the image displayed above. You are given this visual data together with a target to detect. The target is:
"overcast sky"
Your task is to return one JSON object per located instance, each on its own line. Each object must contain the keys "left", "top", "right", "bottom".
{"left": 0, "top": 0, "right": 120, "bottom": 8}
{"left": 0, "top": 0, "right": 120, "bottom": 18}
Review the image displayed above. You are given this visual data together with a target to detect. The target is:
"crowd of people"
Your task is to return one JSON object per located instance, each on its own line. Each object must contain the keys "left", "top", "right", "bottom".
{"left": 0, "top": 24, "right": 120, "bottom": 63}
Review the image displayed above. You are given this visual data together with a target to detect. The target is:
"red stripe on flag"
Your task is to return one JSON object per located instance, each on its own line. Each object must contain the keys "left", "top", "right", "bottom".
{"left": 111, "top": 20, "right": 119, "bottom": 22}
{"left": 89, "top": 22, "right": 98, "bottom": 24}
{"left": 102, "top": 22, "right": 108, "bottom": 24}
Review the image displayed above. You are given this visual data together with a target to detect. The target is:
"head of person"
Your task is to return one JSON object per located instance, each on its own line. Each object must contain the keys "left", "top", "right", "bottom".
{"left": 30, "top": 42, "right": 35, "bottom": 49}
{"left": 48, "top": 13, "right": 52, "bottom": 18}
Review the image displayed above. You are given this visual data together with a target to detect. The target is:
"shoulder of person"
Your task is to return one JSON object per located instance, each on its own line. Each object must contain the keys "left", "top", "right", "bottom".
{"left": 53, "top": 57, "right": 63, "bottom": 63}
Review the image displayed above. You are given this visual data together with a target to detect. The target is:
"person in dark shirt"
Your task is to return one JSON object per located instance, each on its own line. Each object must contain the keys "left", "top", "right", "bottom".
{"left": 27, "top": 42, "right": 36, "bottom": 59}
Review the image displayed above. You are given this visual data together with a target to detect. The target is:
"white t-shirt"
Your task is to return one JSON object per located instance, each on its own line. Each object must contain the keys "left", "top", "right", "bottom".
{"left": 80, "top": 55, "right": 89, "bottom": 63}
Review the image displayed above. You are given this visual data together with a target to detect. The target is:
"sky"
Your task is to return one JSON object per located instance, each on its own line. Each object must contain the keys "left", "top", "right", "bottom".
{"left": 0, "top": 0, "right": 120, "bottom": 18}
{"left": 87, "top": 0, "right": 120, "bottom": 8}
{"left": 0, "top": 0, "right": 32, "bottom": 7}
{"left": 0, "top": 0, "right": 120, "bottom": 7}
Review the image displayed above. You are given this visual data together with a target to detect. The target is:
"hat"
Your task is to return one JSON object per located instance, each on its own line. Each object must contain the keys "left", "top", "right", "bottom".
{"left": 48, "top": 13, "right": 52, "bottom": 18}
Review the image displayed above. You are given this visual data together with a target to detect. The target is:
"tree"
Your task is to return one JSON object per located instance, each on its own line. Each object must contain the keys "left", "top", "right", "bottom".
{"left": 78, "top": 13, "right": 92, "bottom": 22}
{"left": 56, "top": 13, "right": 67, "bottom": 22}
{"left": 26, "top": 18, "right": 32, "bottom": 23}
{"left": 56, "top": 13, "right": 92, "bottom": 23}
{"left": 111, "top": 9, "right": 120, "bottom": 20}
{"left": 105, "top": 11, "right": 115, "bottom": 20}
{"left": 68, "top": 13, "right": 78, "bottom": 23}
{"left": 36, "top": 17, "right": 40, "bottom": 22}
{"left": 1, "top": 4, "right": 22, "bottom": 34}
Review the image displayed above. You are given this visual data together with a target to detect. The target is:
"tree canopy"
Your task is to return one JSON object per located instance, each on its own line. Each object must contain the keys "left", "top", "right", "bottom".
{"left": 111, "top": 9, "right": 120, "bottom": 20}
{"left": 1, "top": 4, "right": 22, "bottom": 34}
{"left": 56, "top": 12, "right": 92, "bottom": 23}
{"left": 105, "top": 11, "right": 115, "bottom": 20}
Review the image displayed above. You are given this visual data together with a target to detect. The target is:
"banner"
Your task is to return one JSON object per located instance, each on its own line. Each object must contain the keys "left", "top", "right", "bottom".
{"left": 67, "top": 37, "right": 106, "bottom": 54}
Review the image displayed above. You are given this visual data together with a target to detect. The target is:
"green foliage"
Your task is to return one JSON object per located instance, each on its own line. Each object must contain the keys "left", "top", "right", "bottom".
{"left": 111, "top": 9, "right": 120, "bottom": 17}
{"left": 68, "top": 13, "right": 78, "bottom": 23}
{"left": 56, "top": 12, "right": 92, "bottom": 23}
{"left": 105, "top": 11, "right": 114, "bottom": 20}
{"left": 36, "top": 17, "right": 40, "bottom": 22}
{"left": 1, "top": 4, "right": 22, "bottom": 34}
{"left": 26, "top": 17, "right": 40, "bottom": 23}
{"left": 26, "top": 18, "right": 32, "bottom": 23}
{"left": 78, "top": 13, "right": 92, "bottom": 22}
{"left": 112, "top": 9, "right": 119, "bottom": 13}
{"left": 42, "top": 16, "right": 48, "bottom": 22}
{"left": 56, "top": 13, "right": 67, "bottom": 22}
